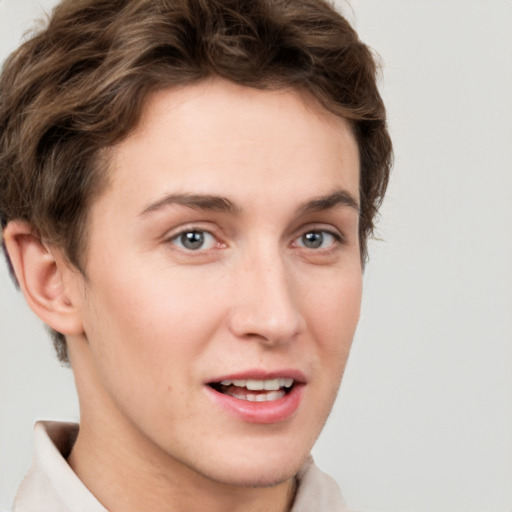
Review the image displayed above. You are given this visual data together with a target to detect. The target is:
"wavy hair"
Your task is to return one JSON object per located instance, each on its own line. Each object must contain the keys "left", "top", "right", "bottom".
{"left": 0, "top": 0, "right": 392, "bottom": 363}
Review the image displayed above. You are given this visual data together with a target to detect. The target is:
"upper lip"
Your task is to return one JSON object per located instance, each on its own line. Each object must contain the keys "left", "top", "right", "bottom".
{"left": 206, "top": 369, "right": 307, "bottom": 385}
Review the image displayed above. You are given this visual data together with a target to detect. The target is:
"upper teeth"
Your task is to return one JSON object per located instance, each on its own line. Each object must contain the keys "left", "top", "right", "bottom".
{"left": 220, "top": 378, "right": 294, "bottom": 391}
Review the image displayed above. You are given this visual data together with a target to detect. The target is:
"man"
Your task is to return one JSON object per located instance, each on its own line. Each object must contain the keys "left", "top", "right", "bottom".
{"left": 0, "top": 0, "right": 392, "bottom": 510}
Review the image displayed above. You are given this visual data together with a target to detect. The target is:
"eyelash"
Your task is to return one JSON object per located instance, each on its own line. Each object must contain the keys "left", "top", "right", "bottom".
{"left": 168, "top": 229, "right": 222, "bottom": 252}
{"left": 166, "top": 226, "right": 345, "bottom": 253}
{"left": 292, "top": 229, "right": 344, "bottom": 252}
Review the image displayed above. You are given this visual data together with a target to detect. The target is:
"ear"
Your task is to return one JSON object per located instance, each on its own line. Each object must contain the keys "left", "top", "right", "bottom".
{"left": 3, "top": 221, "right": 84, "bottom": 336}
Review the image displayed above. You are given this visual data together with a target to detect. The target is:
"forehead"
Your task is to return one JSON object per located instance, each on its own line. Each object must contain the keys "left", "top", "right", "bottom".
{"left": 135, "top": 79, "right": 353, "bottom": 141}
{"left": 99, "top": 78, "right": 359, "bottom": 215}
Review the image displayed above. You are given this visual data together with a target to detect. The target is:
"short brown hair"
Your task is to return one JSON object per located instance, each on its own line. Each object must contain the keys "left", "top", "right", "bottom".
{"left": 0, "top": 0, "right": 392, "bottom": 364}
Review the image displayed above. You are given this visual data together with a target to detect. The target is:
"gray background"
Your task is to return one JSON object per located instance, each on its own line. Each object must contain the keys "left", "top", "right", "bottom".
{"left": 1, "top": 0, "right": 511, "bottom": 510}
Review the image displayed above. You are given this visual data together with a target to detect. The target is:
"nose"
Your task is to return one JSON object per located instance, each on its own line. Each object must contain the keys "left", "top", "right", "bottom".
{"left": 227, "top": 250, "right": 305, "bottom": 346}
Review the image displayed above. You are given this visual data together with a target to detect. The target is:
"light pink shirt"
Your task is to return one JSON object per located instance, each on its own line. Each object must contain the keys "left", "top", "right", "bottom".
{"left": 13, "top": 422, "right": 354, "bottom": 512}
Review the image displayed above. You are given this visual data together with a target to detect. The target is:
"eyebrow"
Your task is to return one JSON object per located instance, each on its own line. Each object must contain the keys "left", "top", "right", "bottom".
{"left": 140, "top": 188, "right": 359, "bottom": 217}
{"left": 297, "top": 189, "right": 360, "bottom": 215}
{"left": 140, "top": 193, "right": 241, "bottom": 216}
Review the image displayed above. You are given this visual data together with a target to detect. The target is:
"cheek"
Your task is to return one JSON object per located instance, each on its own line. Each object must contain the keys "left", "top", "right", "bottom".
{"left": 82, "top": 263, "right": 226, "bottom": 372}
{"left": 77, "top": 271, "right": 219, "bottom": 423}
{"left": 307, "top": 272, "right": 362, "bottom": 413}
{"left": 305, "top": 271, "right": 362, "bottom": 353}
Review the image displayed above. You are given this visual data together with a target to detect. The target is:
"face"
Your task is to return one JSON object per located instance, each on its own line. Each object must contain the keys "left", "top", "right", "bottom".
{"left": 69, "top": 78, "right": 362, "bottom": 488}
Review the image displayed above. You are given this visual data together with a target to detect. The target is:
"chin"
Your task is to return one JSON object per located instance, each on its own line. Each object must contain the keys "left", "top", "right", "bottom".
{"left": 206, "top": 465, "right": 299, "bottom": 489}
{"left": 193, "top": 445, "right": 309, "bottom": 489}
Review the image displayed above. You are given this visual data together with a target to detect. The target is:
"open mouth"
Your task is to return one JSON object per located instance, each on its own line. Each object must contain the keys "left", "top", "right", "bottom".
{"left": 209, "top": 378, "right": 295, "bottom": 402}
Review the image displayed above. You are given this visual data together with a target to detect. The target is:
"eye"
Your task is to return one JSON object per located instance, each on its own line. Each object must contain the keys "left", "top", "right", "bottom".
{"left": 170, "top": 230, "right": 218, "bottom": 251}
{"left": 295, "top": 230, "right": 341, "bottom": 250}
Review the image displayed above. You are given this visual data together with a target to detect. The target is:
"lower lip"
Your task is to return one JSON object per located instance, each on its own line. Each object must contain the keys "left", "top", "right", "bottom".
{"left": 205, "top": 384, "right": 304, "bottom": 424}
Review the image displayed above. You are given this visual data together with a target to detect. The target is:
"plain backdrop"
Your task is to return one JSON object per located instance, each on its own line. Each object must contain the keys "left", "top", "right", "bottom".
{"left": 1, "top": 1, "right": 511, "bottom": 511}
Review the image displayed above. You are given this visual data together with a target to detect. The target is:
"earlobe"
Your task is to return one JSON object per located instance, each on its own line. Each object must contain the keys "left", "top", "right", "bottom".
{"left": 3, "top": 221, "right": 84, "bottom": 336}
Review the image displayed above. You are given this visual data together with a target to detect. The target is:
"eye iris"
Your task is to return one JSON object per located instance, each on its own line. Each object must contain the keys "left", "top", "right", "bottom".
{"left": 303, "top": 231, "right": 323, "bottom": 249}
{"left": 181, "top": 231, "right": 204, "bottom": 250}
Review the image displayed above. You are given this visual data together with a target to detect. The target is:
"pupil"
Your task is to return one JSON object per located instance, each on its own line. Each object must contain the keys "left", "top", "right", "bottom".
{"left": 303, "top": 231, "right": 323, "bottom": 249}
{"left": 182, "top": 231, "right": 204, "bottom": 250}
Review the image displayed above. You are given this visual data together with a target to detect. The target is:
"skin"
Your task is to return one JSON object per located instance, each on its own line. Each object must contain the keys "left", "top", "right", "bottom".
{"left": 6, "top": 78, "right": 362, "bottom": 512}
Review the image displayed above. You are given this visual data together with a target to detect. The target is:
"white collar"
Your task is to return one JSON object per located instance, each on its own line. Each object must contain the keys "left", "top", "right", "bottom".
{"left": 14, "top": 421, "right": 352, "bottom": 512}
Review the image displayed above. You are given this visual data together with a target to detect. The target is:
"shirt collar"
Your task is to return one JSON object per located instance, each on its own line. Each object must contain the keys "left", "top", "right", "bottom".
{"left": 14, "top": 421, "right": 107, "bottom": 512}
{"left": 14, "top": 421, "right": 351, "bottom": 512}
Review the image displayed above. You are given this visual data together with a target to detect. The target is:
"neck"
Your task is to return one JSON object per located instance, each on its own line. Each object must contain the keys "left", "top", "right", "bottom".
{"left": 66, "top": 340, "right": 299, "bottom": 512}
{"left": 67, "top": 408, "right": 297, "bottom": 512}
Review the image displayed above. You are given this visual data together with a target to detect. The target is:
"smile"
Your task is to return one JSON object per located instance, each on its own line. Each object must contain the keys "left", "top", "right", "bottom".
{"left": 210, "top": 378, "right": 295, "bottom": 402}
{"left": 205, "top": 371, "right": 306, "bottom": 424}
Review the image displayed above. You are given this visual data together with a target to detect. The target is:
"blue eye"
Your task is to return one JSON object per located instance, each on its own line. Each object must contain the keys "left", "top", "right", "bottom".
{"left": 170, "top": 230, "right": 217, "bottom": 251}
{"left": 297, "top": 230, "right": 339, "bottom": 249}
